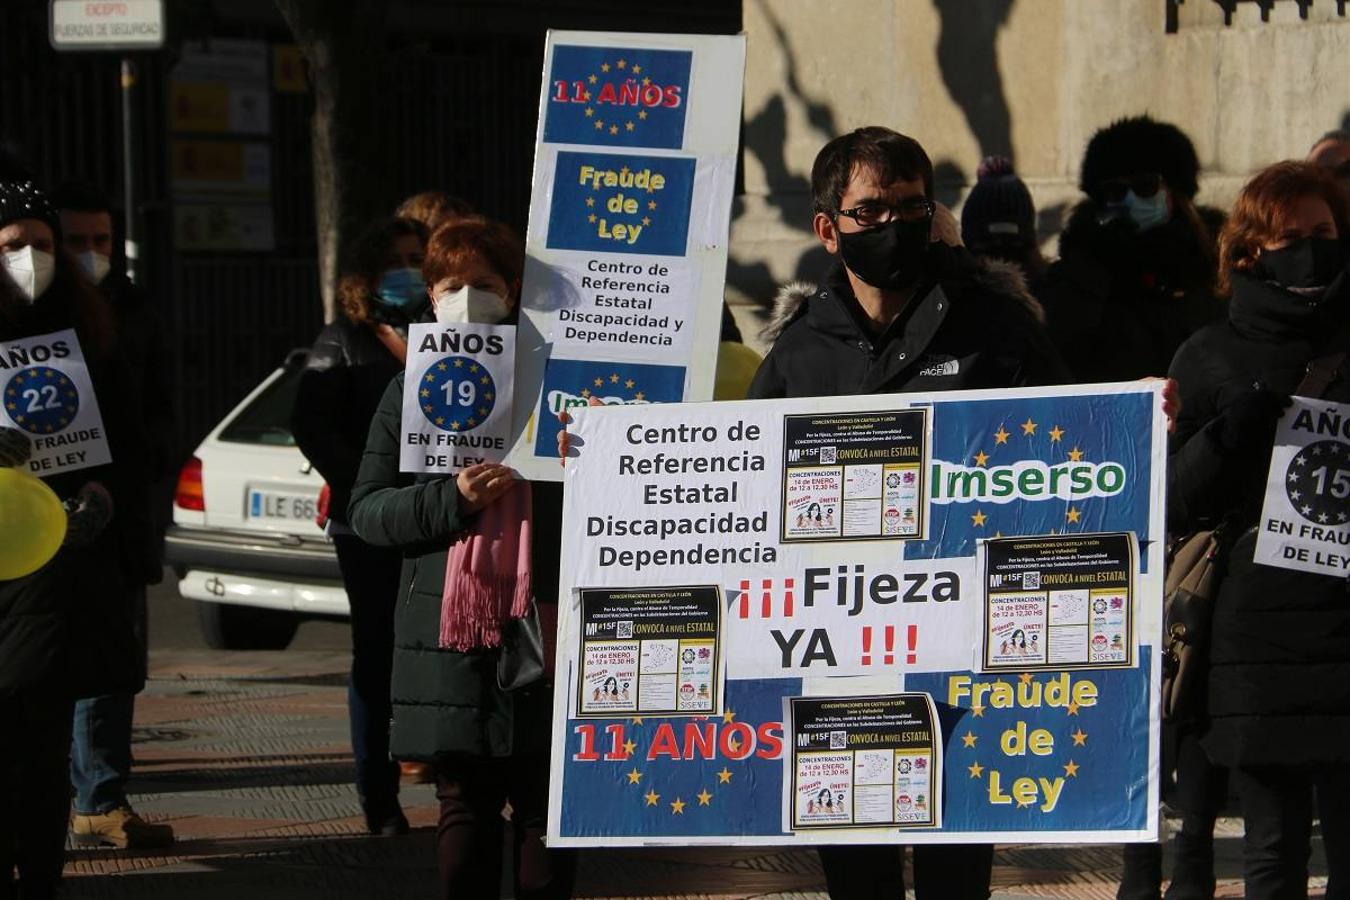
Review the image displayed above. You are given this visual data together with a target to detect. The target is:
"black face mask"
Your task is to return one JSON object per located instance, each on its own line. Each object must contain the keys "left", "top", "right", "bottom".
{"left": 1255, "top": 237, "right": 1347, "bottom": 291}
{"left": 836, "top": 216, "right": 931, "bottom": 290}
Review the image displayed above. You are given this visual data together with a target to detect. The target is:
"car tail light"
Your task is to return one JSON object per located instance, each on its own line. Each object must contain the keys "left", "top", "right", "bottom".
{"left": 176, "top": 456, "right": 205, "bottom": 511}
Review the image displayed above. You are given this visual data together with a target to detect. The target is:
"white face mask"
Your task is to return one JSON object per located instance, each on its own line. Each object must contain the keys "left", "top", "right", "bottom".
{"left": 433, "top": 285, "right": 512, "bottom": 324}
{"left": 1, "top": 245, "right": 56, "bottom": 303}
{"left": 75, "top": 250, "right": 111, "bottom": 285}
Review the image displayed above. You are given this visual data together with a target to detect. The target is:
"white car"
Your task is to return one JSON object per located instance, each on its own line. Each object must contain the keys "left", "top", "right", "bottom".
{"left": 164, "top": 350, "right": 348, "bottom": 649}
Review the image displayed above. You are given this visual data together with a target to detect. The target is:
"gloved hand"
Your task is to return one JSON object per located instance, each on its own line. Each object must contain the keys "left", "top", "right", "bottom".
{"left": 0, "top": 427, "right": 31, "bottom": 468}
{"left": 63, "top": 482, "right": 114, "bottom": 547}
{"left": 1212, "top": 386, "right": 1290, "bottom": 454}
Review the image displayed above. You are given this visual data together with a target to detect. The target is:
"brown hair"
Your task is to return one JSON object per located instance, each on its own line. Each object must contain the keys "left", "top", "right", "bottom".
{"left": 395, "top": 191, "right": 475, "bottom": 232}
{"left": 336, "top": 216, "right": 428, "bottom": 325}
{"left": 422, "top": 218, "right": 524, "bottom": 295}
{"left": 811, "top": 127, "right": 934, "bottom": 215}
{"left": 1217, "top": 161, "right": 1350, "bottom": 295}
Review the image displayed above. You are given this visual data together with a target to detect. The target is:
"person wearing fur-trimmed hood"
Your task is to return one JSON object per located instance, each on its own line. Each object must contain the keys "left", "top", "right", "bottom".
{"left": 749, "top": 126, "right": 1067, "bottom": 900}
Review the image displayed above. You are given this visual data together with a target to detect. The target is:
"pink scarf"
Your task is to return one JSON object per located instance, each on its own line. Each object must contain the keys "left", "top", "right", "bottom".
{"left": 439, "top": 480, "right": 532, "bottom": 651}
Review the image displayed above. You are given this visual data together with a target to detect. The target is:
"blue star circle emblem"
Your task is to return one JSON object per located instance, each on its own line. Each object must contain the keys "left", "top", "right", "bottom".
{"left": 417, "top": 355, "right": 497, "bottom": 433}
{"left": 4, "top": 367, "right": 79, "bottom": 435}
{"left": 1285, "top": 439, "right": 1350, "bottom": 525}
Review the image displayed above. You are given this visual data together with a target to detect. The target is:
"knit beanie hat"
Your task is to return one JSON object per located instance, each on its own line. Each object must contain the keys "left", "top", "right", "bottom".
{"left": 1079, "top": 115, "right": 1200, "bottom": 200}
{"left": 0, "top": 151, "right": 58, "bottom": 235}
{"left": 961, "top": 156, "right": 1036, "bottom": 248}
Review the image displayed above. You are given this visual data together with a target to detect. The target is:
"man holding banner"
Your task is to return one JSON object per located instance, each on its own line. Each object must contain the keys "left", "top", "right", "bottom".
{"left": 750, "top": 126, "right": 1067, "bottom": 900}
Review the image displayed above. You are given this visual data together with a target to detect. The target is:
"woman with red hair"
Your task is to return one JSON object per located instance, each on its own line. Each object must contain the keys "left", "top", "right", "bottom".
{"left": 1168, "top": 161, "right": 1350, "bottom": 897}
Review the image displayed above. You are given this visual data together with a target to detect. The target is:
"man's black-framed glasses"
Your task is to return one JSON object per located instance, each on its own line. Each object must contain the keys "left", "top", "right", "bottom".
{"left": 835, "top": 198, "right": 935, "bottom": 228}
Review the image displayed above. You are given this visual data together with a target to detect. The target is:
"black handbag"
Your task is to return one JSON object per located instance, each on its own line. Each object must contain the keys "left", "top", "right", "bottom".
{"left": 496, "top": 601, "right": 546, "bottom": 692}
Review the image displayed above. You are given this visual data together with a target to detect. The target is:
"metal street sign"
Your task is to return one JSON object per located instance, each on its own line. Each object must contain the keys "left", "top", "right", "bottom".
{"left": 50, "top": 0, "right": 164, "bottom": 52}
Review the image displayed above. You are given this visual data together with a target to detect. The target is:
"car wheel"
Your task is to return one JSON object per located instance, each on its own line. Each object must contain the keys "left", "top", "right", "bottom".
{"left": 197, "top": 602, "right": 300, "bottom": 650}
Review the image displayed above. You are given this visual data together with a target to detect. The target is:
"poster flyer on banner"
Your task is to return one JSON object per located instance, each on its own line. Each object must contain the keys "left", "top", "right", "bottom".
{"left": 399, "top": 322, "right": 515, "bottom": 474}
{"left": 979, "top": 532, "right": 1136, "bottom": 672}
{"left": 549, "top": 382, "right": 1167, "bottom": 847}
{"left": 780, "top": 409, "right": 929, "bottom": 542}
{"left": 574, "top": 585, "right": 723, "bottom": 719}
{"left": 506, "top": 30, "right": 747, "bottom": 481}
{"left": 1255, "top": 395, "right": 1350, "bottom": 576}
{"left": 0, "top": 329, "right": 111, "bottom": 475}
{"left": 786, "top": 694, "right": 942, "bottom": 831}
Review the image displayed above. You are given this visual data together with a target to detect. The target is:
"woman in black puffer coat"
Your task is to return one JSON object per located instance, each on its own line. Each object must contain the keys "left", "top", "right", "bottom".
{"left": 0, "top": 170, "right": 143, "bottom": 900}
{"left": 1168, "top": 161, "right": 1350, "bottom": 898}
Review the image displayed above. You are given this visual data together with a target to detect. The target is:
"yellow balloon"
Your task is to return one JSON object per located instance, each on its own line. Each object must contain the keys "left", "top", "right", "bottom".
{"left": 714, "top": 341, "right": 764, "bottom": 402}
{"left": 0, "top": 467, "right": 67, "bottom": 581}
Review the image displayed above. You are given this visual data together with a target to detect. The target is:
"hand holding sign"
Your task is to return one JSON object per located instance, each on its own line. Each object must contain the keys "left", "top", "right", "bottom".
{"left": 456, "top": 463, "right": 517, "bottom": 515}
{"left": 556, "top": 396, "right": 602, "bottom": 465}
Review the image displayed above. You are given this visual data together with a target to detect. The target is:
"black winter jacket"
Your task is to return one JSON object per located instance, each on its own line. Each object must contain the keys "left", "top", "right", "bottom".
{"left": 292, "top": 319, "right": 403, "bottom": 525}
{"left": 1168, "top": 269, "right": 1350, "bottom": 768}
{"left": 1041, "top": 204, "right": 1223, "bottom": 384}
{"left": 750, "top": 245, "right": 1067, "bottom": 400}
{"left": 349, "top": 374, "right": 556, "bottom": 761}
{"left": 0, "top": 285, "right": 145, "bottom": 702}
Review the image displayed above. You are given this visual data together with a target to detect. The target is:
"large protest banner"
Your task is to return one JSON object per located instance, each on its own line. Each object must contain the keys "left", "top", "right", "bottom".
{"left": 507, "top": 31, "right": 746, "bottom": 481}
{"left": 548, "top": 383, "right": 1166, "bottom": 845}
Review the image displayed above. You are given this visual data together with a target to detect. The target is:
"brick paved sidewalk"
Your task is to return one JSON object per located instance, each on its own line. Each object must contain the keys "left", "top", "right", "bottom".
{"left": 59, "top": 645, "right": 1327, "bottom": 899}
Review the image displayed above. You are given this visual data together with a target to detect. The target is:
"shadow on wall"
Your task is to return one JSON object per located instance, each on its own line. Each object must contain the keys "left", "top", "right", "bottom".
{"left": 932, "top": 0, "right": 1015, "bottom": 163}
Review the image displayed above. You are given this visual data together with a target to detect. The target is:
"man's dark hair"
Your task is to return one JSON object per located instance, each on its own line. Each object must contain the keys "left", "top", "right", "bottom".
{"left": 810, "top": 127, "right": 934, "bottom": 215}
{"left": 51, "top": 180, "right": 113, "bottom": 214}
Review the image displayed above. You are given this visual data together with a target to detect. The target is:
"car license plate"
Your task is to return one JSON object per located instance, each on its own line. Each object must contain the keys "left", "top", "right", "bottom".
{"left": 247, "top": 488, "right": 318, "bottom": 521}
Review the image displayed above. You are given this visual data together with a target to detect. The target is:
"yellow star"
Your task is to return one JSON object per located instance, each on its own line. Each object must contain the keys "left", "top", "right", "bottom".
{"left": 626, "top": 768, "right": 642, "bottom": 785}
{"left": 696, "top": 789, "right": 712, "bottom": 806}
{"left": 968, "top": 761, "right": 984, "bottom": 779}
{"left": 479, "top": 376, "right": 489, "bottom": 385}
{"left": 484, "top": 393, "right": 494, "bottom": 401}
{"left": 616, "top": 58, "right": 626, "bottom": 69}
{"left": 594, "top": 377, "right": 604, "bottom": 387}
{"left": 600, "top": 62, "right": 610, "bottom": 72}
{"left": 420, "top": 389, "right": 430, "bottom": 398}
{"left": 438, "top": 362, "right": 447, "bottom": 371}
{"left": 647, "top": 200, "right": 657, "bottom": 210}
{"left": 670, "top": 797, "right": 685, "bottom": 814}
{"left": 435, "top": 417, "right": 444, "bottom": 426}
{"left": 626, "top": 121, "right": 635, "bottom": 132}
{"left": 423, "top": 404, "right": 433, "bottom": 414}
{"left": 620, "top": 166, "right": 630, "bottom": 176}
{"left": 581, "top": 91, "right": 590, "bottom": 101}
{"left": 466, "top": 418, "right": 477, "bottom": 428}
{"left": 1066, "top": 507, "right": 1082, "bottom": 524}
{"left": 961, "top": 731, "right": 977, "bottom": 748}
{"left": 1063, "top": 760, "right": 1080, "bottom": 778}
{"left": 453, "top": 359, "right": 463, "bottom": 367}
{"left": 610, "top": 373, "right": 620, "bottom": 383}
{"left": 588, "top": 74, "right": 597, "bottom": 84}
{"left": 609, "top": 125, "right": 619, "bottom": 135}
{"left": 588, "top": 214, "right": 597, "bottom": 224}
{"left": 1049, "top": 425, "right": 1065, "bottom": 443}
{"left": 971, "top": 510, "right": 987, "bottom": 527}
{"left": 630, "top": 717, "right": 643, "bottom": 725}
{"left": 971, "top": 704, "right": 985, "bottom": 718}
{"left": 580, "top": 388, "right": 591, "bottom": 398}
{"left": 1021, "top": 418, "right": 1038, "bottom": 436}
{"left": 974, "top": 450, "right": 989, "bottom": 467}
{"left": 424, "top": 374, "right": 435, "bottom": 383}
{"left": 638, "top": 110, "right": 648, "bottom": 120}
{"left": 722, "top": 709, "right": 736, "bottom": 724}
{"left": 469, "top": 363, "right": 479, "bottom": 373}
{"left": 717, "top": 768, "right": 732, "bottom": 784}
{"left": 634, "top": 391, "right": 645, "bottom": 401}
{"left": 1067, "top": 702, "right": 1080, "bottom": 716}
{"left": 594, "top": 120, "right": 604, "bottom": 131}
{"left": 994, "top": 425, "right": 1010, "bottom": 445}
{"left": 726, "top": 735, "right": 740, "bottom": 754}
{"left": 641, "top": 216, "right": 651, "bottom": 226}
{"left": 585, "top": 197, "right": 595, "bottom": 207}
{"left": 624, "top": 379, "right": 635, "bottom": 389}
{"left": 641, "top": 75, "right": 650, "bottom": 85}
{"left": 1068, "top": 446, "right": 1084, "bottom": 462}
{"left": 632, "top": 64, "right": 642, "bottom": 74}
{"left": 623, "top": 739, "right": 637, "bottom": 757}
{"left": 643, "top": 789, "right": 659, "bottom": 806}
{"left": 450, "top": 421, "right": 460, "bottom": 430}
{"left": 478, "top": 408, "right": 488, "bottom": 416}
{"left": 1019, "top": 672, "right": 1034, "bottom": 685}
{"left": 1072, "top": 728, "right": 1088, "bottom": 746}
{"left": 584, "top": 107, "right": 594, "bottom": 117}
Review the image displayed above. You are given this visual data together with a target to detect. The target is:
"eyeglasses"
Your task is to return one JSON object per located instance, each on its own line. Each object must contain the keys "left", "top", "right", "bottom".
{"left": 1095, "top": 173, "right": 1163, "bottom": 204}
{"left": 835, "top": 198, "right": 935, "bottom": 228}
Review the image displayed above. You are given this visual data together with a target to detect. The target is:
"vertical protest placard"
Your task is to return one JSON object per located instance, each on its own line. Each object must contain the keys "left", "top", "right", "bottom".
{"left": 507, "top": 31, "right": 746, "bottom": 481}
{"left": 1, "top": 329, "right": 111, "bottom": 476}
{"left": 1255, "top": 396, "right": 1350, "bottom": 576}
{"left": 399, "top": 323, "right": 515, "bottom": 474}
